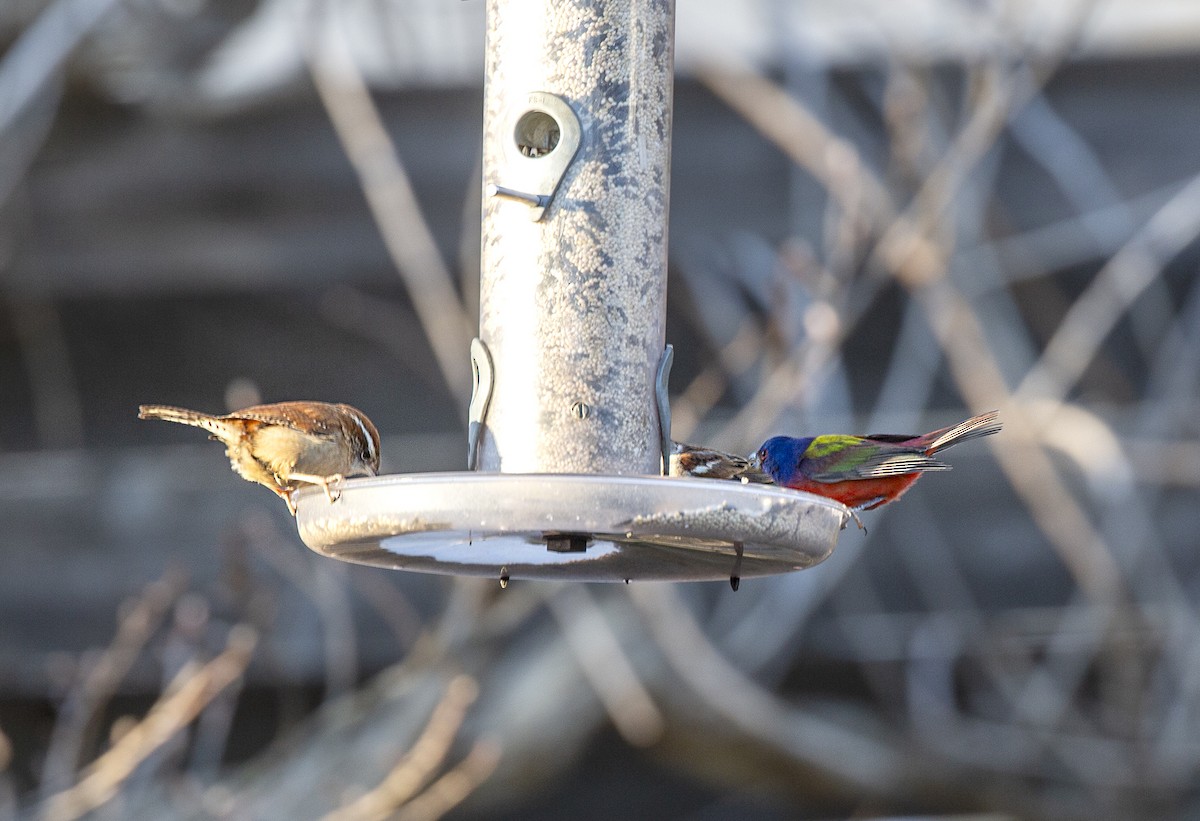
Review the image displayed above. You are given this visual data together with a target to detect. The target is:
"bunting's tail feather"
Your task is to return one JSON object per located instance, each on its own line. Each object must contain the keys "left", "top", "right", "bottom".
{"left": 922, "top": 410, "right": 1002, "bottom": 454}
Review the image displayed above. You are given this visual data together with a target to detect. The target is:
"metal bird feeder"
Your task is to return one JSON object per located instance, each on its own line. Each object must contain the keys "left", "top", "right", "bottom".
{"left": 293, "top": 0, "right": 848, "bottom": 583}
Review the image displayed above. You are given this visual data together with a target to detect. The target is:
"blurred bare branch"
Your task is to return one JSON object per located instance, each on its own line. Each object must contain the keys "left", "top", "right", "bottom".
{"left": 547, "top": 584, "right": 665, "bottom": 747}
{"left": 39, "top": 571, "right": 187, "bottom": 799}
{"left": 304, "top": 4, "right": 474, "bottom": 412}
{"left": 390, "top": 740, "right": 500, "bottom": 821}
{"left": 627, "top": 583, "right": 913, "bottom": 794}
{"left": 41, "top": 625, "right": 257, "bottom": 821}
{"left": 343, "top": 567, "right": 425, "bottom": 652}
{"left": 322, "top": 675, "right": 484, "bottom": 821}
{"left": 6, "top": 297, "right": 84, "bottom": 448}
{"left": 1016, "top": 170, "right": 1200, "bottom": 405}
{"left": 698, "top": 53, "right": 1127, "bottom": 605}
{"left": 0, "top": 724, "right": 14, "bottom": 821}
{"left": 0, "top": 0, "right": 117, "bottom": 200}
{"left": 241, "top": 511, "right": 358, "bottom": 700}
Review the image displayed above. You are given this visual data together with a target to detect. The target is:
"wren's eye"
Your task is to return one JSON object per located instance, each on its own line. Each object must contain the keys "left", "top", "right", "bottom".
{"left": 361, "top": 450, "right": 371, "bottom": 461}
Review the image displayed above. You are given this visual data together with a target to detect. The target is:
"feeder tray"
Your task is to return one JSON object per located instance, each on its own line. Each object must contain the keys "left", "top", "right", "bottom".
{"left": 294, "top": 473, "right": 849, "bottom": 583}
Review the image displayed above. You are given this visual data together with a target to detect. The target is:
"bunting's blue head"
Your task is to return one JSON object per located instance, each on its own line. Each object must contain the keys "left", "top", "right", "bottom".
{"left": 752, "top": 436, "right": 814, "bottom": 485}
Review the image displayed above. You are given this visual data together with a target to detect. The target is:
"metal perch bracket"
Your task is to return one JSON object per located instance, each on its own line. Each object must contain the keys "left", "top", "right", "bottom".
{"left": 486, "top": 92, "right": 582, "bottom": 221}
{"left": 655, "top": 344, "right": 674, "bottom": 475}
{"left": 467, "top": 337, "right": 495, "bottom": 470}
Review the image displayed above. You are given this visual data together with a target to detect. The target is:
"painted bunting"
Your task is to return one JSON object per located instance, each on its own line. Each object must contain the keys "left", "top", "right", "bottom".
{"left": 752, "top": 411, "right": 1001, "bottom": 515}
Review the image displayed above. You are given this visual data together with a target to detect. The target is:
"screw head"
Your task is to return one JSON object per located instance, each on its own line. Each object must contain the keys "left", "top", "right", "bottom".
{"left": 570, "top": 401, "right": 590, "bottom": 419}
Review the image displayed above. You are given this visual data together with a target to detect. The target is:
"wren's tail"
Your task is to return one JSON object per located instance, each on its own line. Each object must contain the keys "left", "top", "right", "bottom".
{"left": 138, "top": 404, "right": 238, "bottom": 441}
{"left": 921, "top": 410, "right": 1002, "bottom": 454}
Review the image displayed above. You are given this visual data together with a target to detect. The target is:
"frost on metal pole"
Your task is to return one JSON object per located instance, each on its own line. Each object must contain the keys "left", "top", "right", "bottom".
{"left": 475, "top": 0, "right": 674, "bottom": 476}
{"left": 292, "top": 0, "right": 849, "bottom": 584}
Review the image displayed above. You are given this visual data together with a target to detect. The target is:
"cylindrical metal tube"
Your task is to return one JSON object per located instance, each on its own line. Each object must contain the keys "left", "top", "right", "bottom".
{"left": 478, "top": 0, "right": 675, "bottom": 474}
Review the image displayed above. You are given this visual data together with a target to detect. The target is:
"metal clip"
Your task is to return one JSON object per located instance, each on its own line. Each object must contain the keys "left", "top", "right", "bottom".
{"left": 488, "top": 92, "right": 582, "bottom": 221}
{"left": 467, "top": 337, "right": 495, "bottom": 470}
{"left": 655, "top": 344, "right": 674, "bottom": 475}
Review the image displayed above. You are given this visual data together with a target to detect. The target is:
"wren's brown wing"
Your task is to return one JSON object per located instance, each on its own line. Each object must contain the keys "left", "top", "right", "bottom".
{"left": 224, "top": 402, "right": 344, "bottom": 438}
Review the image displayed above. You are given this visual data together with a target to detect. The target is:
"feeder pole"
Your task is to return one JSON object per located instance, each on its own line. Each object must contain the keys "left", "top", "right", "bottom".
{"left": 476, "top": 0, "right": 675, "bottom": 475}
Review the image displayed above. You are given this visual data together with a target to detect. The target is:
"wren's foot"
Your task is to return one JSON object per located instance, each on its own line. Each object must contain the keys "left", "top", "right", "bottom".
{"left": 289, "top": 472, "right": 345, "bottom": 504}
{"left": 271, "top": 486, "right": 298, "bottom": 516}
{"left": 321, "top": 475, "right": 344, "bottom": 503}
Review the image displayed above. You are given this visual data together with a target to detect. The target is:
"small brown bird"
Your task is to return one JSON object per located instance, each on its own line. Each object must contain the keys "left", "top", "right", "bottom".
{"left": 138, "top": 401, "right": 381, "bottom": 515}
{"left": 669, "top": 441, "right": 773, "bottom": 484}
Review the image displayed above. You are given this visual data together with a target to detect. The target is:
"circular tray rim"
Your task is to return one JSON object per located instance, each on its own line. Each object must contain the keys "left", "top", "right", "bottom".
{"left": 293, "top": 472, "right": 849, "bottom": 583}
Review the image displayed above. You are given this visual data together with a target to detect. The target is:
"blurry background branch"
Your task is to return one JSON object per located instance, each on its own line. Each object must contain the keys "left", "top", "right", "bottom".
{"left": 321, "top": 675, "right": 489, "bottom": 821}
{"left": 41, "top": 624, "right": 257, "bottom": 821}
{"left": 37, "top": 572, "right": 187, "bottom": 800}
{"left": 698, "top": 52, "right": 1125, "bottom": 604}
{"left": 303, "top": 1, "right": 474, "bottom": 411}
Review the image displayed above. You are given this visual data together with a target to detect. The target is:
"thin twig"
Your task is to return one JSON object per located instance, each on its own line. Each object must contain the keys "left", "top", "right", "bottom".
{"left": 392, "top": 741, "right": 501, "bottom": 821}
{"left": 699, "top": 56, "right": 1126, "bottom": 605}
{"left": 39, "top": 571, "right": 186, "bottom": 799}
{"left": 343, "top": 568, "right": 425, "bottom": 652}
{"left": 41, "top": 626, "right": 257, "bottom": 821}
{"left": 0, "top": 0, "right": 128, "bottom": 240}
{"left": 241, "top": 511, "right": 358, "bottom": 700}
{"left": 322, "top": 675, "right": 480, "bottom": 821}
{"left": 669, "top": 313, "right": 766, "bottom": 442}
{"left": 627, "top": 583, "right": 912, "bottom": 793}
{"left": 548, "top": 585, "right": 665, "bottom": 747}
{"left": 305, "top": 6, "right": 474, "bottom": 410}
{"left": 1016, "top": 170, "right": 1200, "bottom": 405}
{"left": 7, "top": 297, "right": 84, "bottom": 448}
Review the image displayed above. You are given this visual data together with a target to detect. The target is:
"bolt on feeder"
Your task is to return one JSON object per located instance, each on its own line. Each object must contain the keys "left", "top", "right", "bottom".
{"left": 292, "top": 0, "right": 849, "bottom": 583}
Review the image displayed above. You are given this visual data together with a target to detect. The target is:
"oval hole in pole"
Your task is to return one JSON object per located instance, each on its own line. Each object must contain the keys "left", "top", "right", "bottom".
{"left": 515, "top": 109, "right": 561, "bottom": 158}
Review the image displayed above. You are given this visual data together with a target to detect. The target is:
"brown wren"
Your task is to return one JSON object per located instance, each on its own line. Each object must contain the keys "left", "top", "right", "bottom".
{"left": 138, "top": 401, "right": 381, "bottom": 514}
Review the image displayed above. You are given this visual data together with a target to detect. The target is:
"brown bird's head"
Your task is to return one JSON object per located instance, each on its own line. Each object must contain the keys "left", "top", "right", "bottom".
{"left": 337, "top": 403, "right": 381, "bottom": 477}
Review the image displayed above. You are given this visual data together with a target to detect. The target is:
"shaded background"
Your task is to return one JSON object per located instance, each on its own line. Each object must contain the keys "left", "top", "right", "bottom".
{"left": 3, "top": 1, "right": 1200, "bottom": 819}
